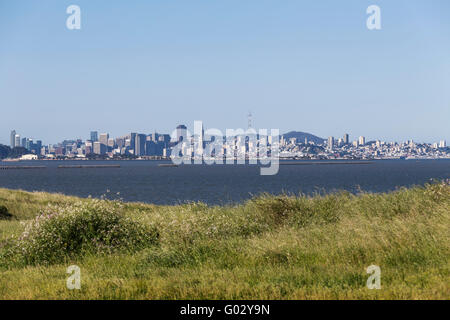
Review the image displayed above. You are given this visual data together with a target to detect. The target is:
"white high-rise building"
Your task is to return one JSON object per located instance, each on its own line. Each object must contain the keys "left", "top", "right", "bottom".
{"left": 14, "top": 134, "right": 21, "bottom": 148}
{"left": 439, "top": 140, "right": 446, "bottom": 148}
{"left": 358, "top": 136, "right": 365, "bottom": 146}
{"left": 328, "top": 136, "right": 334, "bottom": 150}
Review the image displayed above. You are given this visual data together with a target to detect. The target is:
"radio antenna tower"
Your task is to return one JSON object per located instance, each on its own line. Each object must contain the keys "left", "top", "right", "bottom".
{"left": 247, "top": 111, "right": 253, "bottom": 129}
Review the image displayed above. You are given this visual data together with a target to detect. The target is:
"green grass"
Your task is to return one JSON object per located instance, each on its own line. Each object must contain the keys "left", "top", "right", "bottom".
{"left": 0, "top": 182, "right": 449, "bottom": 300}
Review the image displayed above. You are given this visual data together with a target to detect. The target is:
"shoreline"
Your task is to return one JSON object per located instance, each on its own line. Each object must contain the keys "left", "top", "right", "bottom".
{"left": 0, "top": 178, "right": 448, "bottom": 208}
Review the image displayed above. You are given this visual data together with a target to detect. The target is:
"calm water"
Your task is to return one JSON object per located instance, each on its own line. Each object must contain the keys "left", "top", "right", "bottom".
{"left": 0, "top": 160, "right": 449, "bottom": 205}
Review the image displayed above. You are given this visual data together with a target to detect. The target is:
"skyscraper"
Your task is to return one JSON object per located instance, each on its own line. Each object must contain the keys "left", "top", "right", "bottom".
{"left": 90, "top": 131, "right": 98, "bottom": 142}
{"left": 176, "top": 125, "right": 187, "bottom": 142}
{"left": 343, "top": 134, "right": 349, "bottom": 144}
{"left": 25, "top": 138, "right": 32, "bottom": 150}
{"left": 99, "top": 133, "right": 109, "bottom": 146}
{"left": 151, "top": 132, "right": 159, "bottom": 142}
{"left": 130, "top": 133, "right": 137, "bottom": 154}
{"left": 359, "top": 136, "right": 365, "bottom": 146}
{"left": 14, "top": 134, "right": 21, "bottom": 148}
{"left": 93, "top": 141, "right": 106, "bottom": 155}
{"left": 107, "top": 138, "right": 115, "bottom": 149}
{"left": 145, "top": 140, "right": 157, "bottom": 156}
{"left": 135, "top": 134, "right": 146, "bottom": 156}
{"left": 328, "top": 136, "right": 334, "bottom": 150}
{"left": 158, "top": 134, "right": 171, "bottom": 144}
{"left": 115, "top": 137, "right": 125, "bottom": 149}
{"left": 10, "top": 130, "right": 16, "bottom": 148}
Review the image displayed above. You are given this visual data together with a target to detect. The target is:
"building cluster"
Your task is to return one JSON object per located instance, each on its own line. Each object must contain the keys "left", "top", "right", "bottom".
{"left": 173, "top": 130, "right": 277, "bottom": 161}
{"left": 9, "top": 129, "right": 173, "bottom": 159}
{"left": 85, "top": 131, "right": 172, "bottom": 158}
{"left": 9, "top": 130, "right": 43, "bottom": 155}
{"left": 6, "top": 129, "right": 450, "bottom": 160}
{"left": 280, "top": 134, "right": 449, "bottom": 160}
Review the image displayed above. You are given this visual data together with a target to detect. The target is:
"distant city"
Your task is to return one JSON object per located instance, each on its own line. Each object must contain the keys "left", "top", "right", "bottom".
{"left": 2, "top": 126, "right": 449, "bottom": 161}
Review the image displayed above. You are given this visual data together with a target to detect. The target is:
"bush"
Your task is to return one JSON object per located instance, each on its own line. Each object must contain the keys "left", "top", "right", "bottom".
{"left": 16, "top": 200, "right": 159, "bottom": 264}
{"left": 0, "top": 205, "right": 13, "bottom": 220}
{"left": 249, "top": 192, "right": 347, "bottom": 227}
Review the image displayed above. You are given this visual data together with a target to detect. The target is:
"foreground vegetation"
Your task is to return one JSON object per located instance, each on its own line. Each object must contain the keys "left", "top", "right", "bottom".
{"left": 0, "top": 181, "right": 449, "bottom": 300}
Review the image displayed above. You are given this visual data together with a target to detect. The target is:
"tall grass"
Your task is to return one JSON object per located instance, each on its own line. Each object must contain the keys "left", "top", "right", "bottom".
{"left": 0, "top": 181, "right": 448, "bottom": 299}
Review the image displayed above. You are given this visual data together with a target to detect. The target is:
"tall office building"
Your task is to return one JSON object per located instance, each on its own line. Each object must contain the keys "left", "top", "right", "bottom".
{"left": 25, "top": 138, "right": 32, "bottom": 150}
{"left": 107, "top": 138, "right": 115, "bottom": 149}
{"left": 90, "top": 131, "right": 98, "bottom": 142}
{"left": 150, "top": 132, "right": 159, "bottom": 142}
{"left": 343, "top": 134, "right": 349, "bottom": 144}
{"left": 328, "top": 136, "right": 334, "bottom": 150}
{"left": 93, "top": 141, "right": 106, "bottom": 155}
{"left": 99, "top": 133, "right": 109, "bottom": 146}
{"left": 35, "top": 140, "right": 42, "bottom": 153}
{"left": 176, "top": 125, "right": 187, "bottom": 142}
{"left": 130, "top": 133, "right": 137, "bottom": 154}
{"left": 358, "top": 136, "right": 365, "bottom": 146}
{"left": 439, "top": 140, "right": 447, "bottom": 148}
{"left": 135, "top": 134, "right": 146, "bottom": 156}
{"left": 14, "top": 134, "right": 21, "bottom": 148}
{"left": 159, "top": 134, "right": 171, "bottom": 144}
{"left": 145, "top": 140, "right": 157, "bottom": 156}
{"left": 10, "top": 130, "right": 16, "bottom": 148}
{"left": 115, "top": 137, "right": 125, "bottom": 149}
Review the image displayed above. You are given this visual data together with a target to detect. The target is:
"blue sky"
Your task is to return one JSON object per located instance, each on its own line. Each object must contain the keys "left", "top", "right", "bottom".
{"left": 1, "top": 0, "right": 449, "bottom": 144}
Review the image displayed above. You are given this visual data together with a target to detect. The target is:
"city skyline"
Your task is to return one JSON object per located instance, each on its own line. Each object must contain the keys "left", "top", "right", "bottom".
{"left": 1, "top": 1, "right": 449, "bottom": 145}
{"left": 3, "top": 126, "right": 448, "bottom": 162}
{"left": 4, "top": 125, "right": 449, "bottom": 148}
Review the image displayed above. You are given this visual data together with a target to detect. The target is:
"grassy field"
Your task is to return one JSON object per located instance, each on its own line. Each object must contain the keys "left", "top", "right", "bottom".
{"left": 0, "top": 182, "right": 449, "bottom": 300}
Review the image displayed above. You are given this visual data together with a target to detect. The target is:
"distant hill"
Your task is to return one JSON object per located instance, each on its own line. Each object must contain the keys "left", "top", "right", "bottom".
{"left": 282, "top": 131, "right": 325, "bottom": 144}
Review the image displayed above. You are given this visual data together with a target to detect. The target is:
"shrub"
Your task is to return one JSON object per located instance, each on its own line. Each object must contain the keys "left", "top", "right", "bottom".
{"left": 16, "top": 200, "right": 159, "bottom": 264}
{"left": 249, "top": 192, "right": 347, "bottom": 227}
{"left": 0, "top": 205, "right": 13, "bottom": 220}
{"left": 250, "top": 194, "right": 303, "bottom": 225}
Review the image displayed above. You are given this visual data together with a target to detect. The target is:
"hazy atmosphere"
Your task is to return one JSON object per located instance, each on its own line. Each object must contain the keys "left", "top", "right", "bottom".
{"left": 1, "top": 0, "right": 449, "bottom": 145}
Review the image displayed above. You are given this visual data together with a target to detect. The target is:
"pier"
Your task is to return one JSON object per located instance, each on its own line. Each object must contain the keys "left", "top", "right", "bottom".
{"left": 57, "top": 165, "right": 121, "bottom": 169}
{"left": 280, "top": 161, "right": 373, "bottom": 166}
{"left": 0, "top": 166, "right": 47, "bottom": 170}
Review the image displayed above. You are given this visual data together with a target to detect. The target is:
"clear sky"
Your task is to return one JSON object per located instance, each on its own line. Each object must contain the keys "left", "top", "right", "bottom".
{"left": 1, "top": 0, "right": 449, "bottom": 145}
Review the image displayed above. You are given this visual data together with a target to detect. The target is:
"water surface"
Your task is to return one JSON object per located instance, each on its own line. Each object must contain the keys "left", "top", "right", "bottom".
{"left": 0, "top": 160, "right": 449, "bottom": 205}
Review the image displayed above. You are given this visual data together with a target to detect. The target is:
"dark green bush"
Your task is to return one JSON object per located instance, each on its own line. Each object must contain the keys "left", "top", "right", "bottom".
{"left": 0, "top": 205, "right": 12, "bottom": 220}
